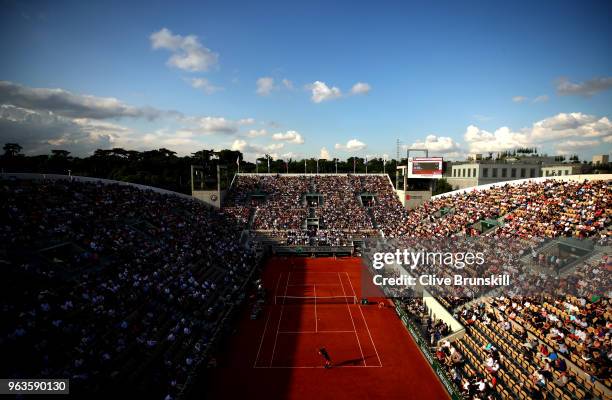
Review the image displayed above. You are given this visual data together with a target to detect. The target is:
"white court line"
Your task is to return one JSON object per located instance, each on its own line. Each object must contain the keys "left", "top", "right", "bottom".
{"left": 281, "top": 331, "right": 355, "bottom": 334}
{"left": 345, "top": 272, "right": 383, "bottom": 367}
{"left": 253, "top": 273, "right": 283, "bottom": 368}
{"left": 254, "top": 365, "right": 383, "bottom": 369}
{"left": 314, "top": 283, "right": 317, "bottom": 333}
{"left": 338, "top": 272, "right": 366, "bottom": 366}
{"left": 287, "top": 283, "right": 342, "bottom": 286}
{"left": 288, "top": 272, "right": 348, "bottom": 274}
{"left": 270, "top": 271, "right": 291, "bottom": 367}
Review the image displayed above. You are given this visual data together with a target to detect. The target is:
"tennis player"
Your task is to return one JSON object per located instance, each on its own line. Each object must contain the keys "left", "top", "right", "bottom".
{"left": 318, "top": 347, "right": 332, "bottom": 369}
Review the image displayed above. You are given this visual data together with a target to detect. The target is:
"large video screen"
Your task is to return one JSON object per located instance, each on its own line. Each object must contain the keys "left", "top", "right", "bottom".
{"left": 408, "top": 157, "right": 443, "bottom": 179}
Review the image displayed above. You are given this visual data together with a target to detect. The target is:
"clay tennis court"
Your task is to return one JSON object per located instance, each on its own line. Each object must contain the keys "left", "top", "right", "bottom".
{"left": 201, "top": 257, "right": 449, "bottom": 399}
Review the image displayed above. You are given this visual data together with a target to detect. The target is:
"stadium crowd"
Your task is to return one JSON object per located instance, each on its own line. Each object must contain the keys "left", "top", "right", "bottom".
{"left": 225, "top": 175, "right": 609, "bottom": 246}
{"left": 1, "top": 179, "right": 255, "bottom": 398}
{"left": 456, "top": 295, "right": 611, "bottom": 399}
{"left": 224, "top": 174, "right": 379, "bottom": 236}
{"left": 2, "top": 172, "right": 610, "bottom": 399}
{"left": 315, "top": 175, "right": 373, "bottom": 230}
{"left": 253, "top": 176, "right": 309, "bottom": 230}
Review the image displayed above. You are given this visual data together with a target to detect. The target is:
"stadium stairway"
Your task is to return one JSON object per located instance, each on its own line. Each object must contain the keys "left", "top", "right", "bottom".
{"left": 247, "top": 207, "right": 257, "bottom": 229}
{"left": 365, "top": 207, "right": 379, "bottom": 229}
{"left": 560, "top": 250, "right": 606, "bottom": 278}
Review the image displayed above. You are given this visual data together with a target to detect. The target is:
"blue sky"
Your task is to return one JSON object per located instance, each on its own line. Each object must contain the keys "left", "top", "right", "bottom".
{"left": 0, "top": 0, "right": 611, "bottom": 160}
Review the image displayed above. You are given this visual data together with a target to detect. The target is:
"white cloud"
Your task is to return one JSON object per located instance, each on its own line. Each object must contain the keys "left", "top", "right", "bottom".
{"left": 282, "top": 78, "right": 294, "bottom": 90}
{"left": 319, "top": 147, "right": 330, "bottom": 159}
{"left": 463, "top": 112, "right": 611, "bottom": 154}
{"left": 237, "top": 118, "right": 255, "bottom": 125}
{"left": 247, "top": 129, "right": 267, "bottom": 137}
{"left": 555, "top": 139, "right": 600, "bottom": 155}
{"left": 410, "top": 134, "right": 463, "bottom": 158}
{"left": 308, "top": 81, "right": 342, "bottom": 103}
{"left": 464, "top": 125, "right": 530, "bottom": 153}
{"left": 533, "top": 95, "right": 549, "bottom": 103}
{"left": 171, "top": 115, "right": 253, "bottom": 137}
{"left": 231, "top": 139, "right": 284, "bottom": 159}
{"left": 307, "top": 81, "right": 370, "bottom": 103}
{"left": 256, "top": 77, "right": 275, "bottom": 96}
{"left": 0, "top": 82, "right": 267, "bottom": 156}
{"left": 120, "top": 128, "right": 206, "bottom": 154}
{"left": 71, "top": 118, "right": 130, "bottom": 137}
{"left": 512, "top": 96, "right": 528, "bottom": 103}
{"left": 530, "top": 113, "right": 612, "bottom": 141}
{"left": 179, "top": 116, "right": 256, "bottom": 135}
{"left": 281, "top": 151, "right": 303, "bottom": 160}
{"left": 231, "top": 139, "right": 248, "bottom": 151}
{"left": 271, "top": 130, "right": 305, "bottom": 144}
{"left": 0, "top": 104, "right": 125, "bottom": 155}
{"left": 188, "top": 78, "right": 223, "bottom": 94}
{"left": 556, "top": 76, "right": 612, "bottom": 97}
{"left": 150, "top": 28, "right": 219, "bottom": 72}
{"left": 194, "top": 116, "right": 239, "bottom": 134}
{"left": 0, "top": 80, "right": 170, "bottom": 120}
{"left": 334, "top": 138, "right": 366, "bottom": 151}
{"left": 350, "top": 82, "right": 371, "bottom": 95}
{"left": 513, "top": 95, "right": 550, "bottom": 104}
{"left": 0, "top": 105, "right": 236, "bottom": 158}
{"left": 0, "top": 96, "right": 225, "bottom": 156}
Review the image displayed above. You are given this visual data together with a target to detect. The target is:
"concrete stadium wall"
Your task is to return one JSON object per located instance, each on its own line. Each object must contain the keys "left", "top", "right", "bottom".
{"left": 0, "top": 172, "right": 198, "bottom": 201}
{"left": 445, "top": 177, "right": 479, "bottom": 190}
{"left": 432, "top": 174, "right": 612, "bottom": 200}
{"left": 396, "top": 189, "right": 432, "bottom": 209}
{"left": 389, "top": 262, "right": 465, "bottom": 339}
{"left": 422, "top": 290, "right": 465, "bottom": 334}
{"left": 192, "top": 189, "right": 226, "bottom": 208}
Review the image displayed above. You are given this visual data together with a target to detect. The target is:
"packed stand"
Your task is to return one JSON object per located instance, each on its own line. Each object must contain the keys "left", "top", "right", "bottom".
{"left": 314, "top": 175, "right": 373, "bottom": 231}
{"left": 223, "top": 174, "right": 389, "bottom": 243}
{"left": 0, "top": 179, "right": 255, "bottom": 398}
{"left": 380, "top": 180, "right": 610, "bottom": 240}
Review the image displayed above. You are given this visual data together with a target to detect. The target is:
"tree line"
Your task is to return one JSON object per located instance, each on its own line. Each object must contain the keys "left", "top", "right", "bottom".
{"left": 1, "top": 143, "right": 410, "bottom": 195}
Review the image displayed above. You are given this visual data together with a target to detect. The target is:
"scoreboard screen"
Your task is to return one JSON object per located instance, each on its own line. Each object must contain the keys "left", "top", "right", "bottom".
{"left": 408, "top": 157, "right": 443, "bottom": 179}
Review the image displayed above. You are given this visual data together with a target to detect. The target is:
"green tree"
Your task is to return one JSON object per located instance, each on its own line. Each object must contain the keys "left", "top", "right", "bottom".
{"left": 3, "top": 143, "right": 23, "bottom": 157}
{"left": 51, "top": 150, "right": 71, "bottom": 159}
{"left": 433, "top": 178, "right": 453, "bottom": 195}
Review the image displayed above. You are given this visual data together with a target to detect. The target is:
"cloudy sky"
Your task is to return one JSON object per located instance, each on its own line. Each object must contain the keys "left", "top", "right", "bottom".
{"left": 0, "top": 0, "right": 611, "bottom": 161}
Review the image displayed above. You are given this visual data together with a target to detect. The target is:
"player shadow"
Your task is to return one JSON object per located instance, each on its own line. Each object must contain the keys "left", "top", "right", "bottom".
{"left": 336, "top": 354, "right": 381, "bottom": 367}
{"left": 333, "top": 355, "right": 375, "bottom": 367}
